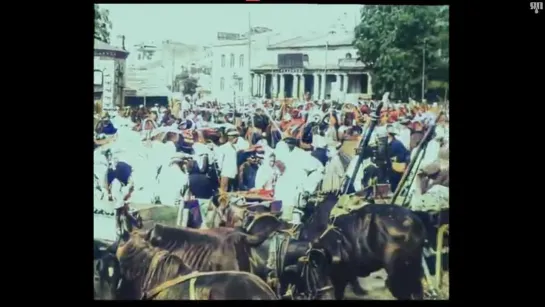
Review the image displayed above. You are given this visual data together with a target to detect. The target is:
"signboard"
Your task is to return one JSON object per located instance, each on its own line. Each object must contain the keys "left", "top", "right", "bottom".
{"left": 280, "top": 68, "right": 304, "bottom": 74}
{"left": 94, "top": 50, "right": 129, "bottom": 59}
{"left": 217, "top": 32, "right": 245, "bottom": 41}
{"left": 278, "top": 53, "right": 304, "bottom": 69}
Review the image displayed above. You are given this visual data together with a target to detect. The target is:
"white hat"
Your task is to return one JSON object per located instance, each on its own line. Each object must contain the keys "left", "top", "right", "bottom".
{"left": 150, "top": 107, "right": 159, "bottom": 112}
{"left": 139, "top": 104, "right": 144, "bottom": 108}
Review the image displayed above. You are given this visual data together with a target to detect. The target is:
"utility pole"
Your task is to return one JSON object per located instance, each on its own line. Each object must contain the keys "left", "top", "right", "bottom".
{"left": 116, "top": 35, "right": 126, "bottom": 50}
{"left": 171, "top": 45, "right": 176, "bottom": 92}
{"left": 247, "top": 12, "right": 252, "bottom": 104}
{"left": 421, "top": 39, "right": 426, "bottom": 102}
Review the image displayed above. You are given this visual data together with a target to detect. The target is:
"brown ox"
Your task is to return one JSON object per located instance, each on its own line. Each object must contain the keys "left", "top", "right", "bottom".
{"left": 102, "top": 235, "right": 277, "bottom": 300}
{"left": 143, "top": 224, "right": 269, "bottom": 273}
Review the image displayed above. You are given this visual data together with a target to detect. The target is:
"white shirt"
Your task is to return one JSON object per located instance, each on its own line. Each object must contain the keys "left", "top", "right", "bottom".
{"left": 217, "top": 142, "right": 238, "bottom": 179}
{"left": 157, "top": 163, "right": 189, "bottom": 206}
{"left": 192, "top": 142, "right": 211, "bottom": 170}
{"left": 254, "top": 163, "right": 278, "bottom": 190}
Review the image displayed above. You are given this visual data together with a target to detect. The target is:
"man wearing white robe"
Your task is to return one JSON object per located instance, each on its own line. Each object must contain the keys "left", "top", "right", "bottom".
{"left": 156, "top": 157, "right": 189, "bottom": 206}
{"left": 217, "top": 129, "right": 242, "bottom": 192}
{"left": 274, "top": 137, "right": 324, "bottom": 221}
{"left": 254, "top": 153, "right": 278, "bottom": 190}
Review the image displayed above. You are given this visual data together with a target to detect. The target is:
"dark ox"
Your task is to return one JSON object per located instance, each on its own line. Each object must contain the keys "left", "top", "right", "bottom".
{"left": 97, "top": 235, "right": 277, "bottom": 300}
{"left": 237, "top": 193, "right": 362, "bottom": 298}
{"left": 309, "top": 204, "right": 427, "bottom": 300}
{"left": 144, "top": 224, "right": 269, "bottom": 273}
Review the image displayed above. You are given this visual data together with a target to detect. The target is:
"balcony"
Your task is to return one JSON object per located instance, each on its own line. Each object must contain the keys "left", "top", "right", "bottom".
{"left": 338, "top": 58, "right": 366, "bottom": 69}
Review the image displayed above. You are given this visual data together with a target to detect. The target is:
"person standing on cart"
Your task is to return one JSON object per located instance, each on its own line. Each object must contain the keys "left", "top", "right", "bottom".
{"left": 386, "top": 125, "right": 410, "bottom": 193}
{"left": 217, "top": 129, "right": 250, "bottom": 192}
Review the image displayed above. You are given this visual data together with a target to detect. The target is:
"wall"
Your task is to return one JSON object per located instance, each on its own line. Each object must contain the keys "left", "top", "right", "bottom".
{"left": 211, "top": 43, "right": 252, "bottom": 101}
{"left": 127, "top": 41, "right": 201, "bottom": 91}
{"left": 210, "top": 32, "right": 275, "bottom": 102}
{"left": 94, "top": 55, "right": 127, "bottom": 110}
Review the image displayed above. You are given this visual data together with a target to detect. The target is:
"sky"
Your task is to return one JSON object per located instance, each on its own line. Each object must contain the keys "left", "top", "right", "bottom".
{"left": 101, "top": 4, "right": 362, "bottom": 47}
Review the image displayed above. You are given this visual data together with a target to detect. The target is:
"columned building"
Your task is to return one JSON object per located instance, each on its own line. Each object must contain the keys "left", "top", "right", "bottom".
{"left": 250, "top": 31, "right": 372, "bottom": 101}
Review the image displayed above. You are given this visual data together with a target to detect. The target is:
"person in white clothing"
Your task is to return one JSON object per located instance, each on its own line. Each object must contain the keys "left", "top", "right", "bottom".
{"left": 275, "top": 137, "right": 324, "bottom": 221}
{"left": 217, "top": 129, "right": 241, "bottom": 192}
{"left": 156, "top": 156, "right": 190, "bottom": 206}
{"left": 254, "top": 152, "right": 279, "bottom": 191}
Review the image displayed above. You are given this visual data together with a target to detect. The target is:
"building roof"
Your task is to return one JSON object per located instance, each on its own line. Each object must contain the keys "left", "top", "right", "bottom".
{"left": 267, "top": 31, "right": 354, "bottom": 49}
{"left": 252, "top": 62, "right": 366, "bottom": 72}
{"left": 94, "top": 39, "right": 128, "bottom": 53}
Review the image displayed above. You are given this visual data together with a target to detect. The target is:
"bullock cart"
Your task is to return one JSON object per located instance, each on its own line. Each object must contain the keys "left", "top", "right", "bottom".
{"left": 223, "top": 190, "right": 283, "bottom": 216}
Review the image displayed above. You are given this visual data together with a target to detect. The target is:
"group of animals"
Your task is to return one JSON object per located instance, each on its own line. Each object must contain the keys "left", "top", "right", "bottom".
{"left": 94, "top": 192, "right": 429, "bottom": 300}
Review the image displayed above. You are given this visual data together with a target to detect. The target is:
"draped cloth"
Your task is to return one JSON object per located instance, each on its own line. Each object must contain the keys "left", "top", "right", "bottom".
{"left": 321, "top": 150, "right": 351, "bottom": 193}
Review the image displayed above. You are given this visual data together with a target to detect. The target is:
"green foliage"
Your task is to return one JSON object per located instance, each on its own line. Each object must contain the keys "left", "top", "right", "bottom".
{"left": 182, "top": 77, "right": 199, "bottom": 96}
{"left": 94, "top": 4, "right": 112, "bottom": 44}
{"left": 173, "top": 72, "right": 199, "bottom": 96}
{"left": 354, "top": 5, "right": 449, "bottom": 101}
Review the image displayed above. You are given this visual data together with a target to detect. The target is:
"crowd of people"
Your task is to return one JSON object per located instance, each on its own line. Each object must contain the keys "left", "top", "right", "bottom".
{"left": 93, "top": 93, "right": 450, "bottom": 225}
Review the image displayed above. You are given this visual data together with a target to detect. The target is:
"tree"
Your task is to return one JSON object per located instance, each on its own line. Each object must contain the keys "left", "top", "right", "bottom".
{"left": 182, "top": 77, "right": 199, "bottom": 96}
{"left": 95, "top": 4, "right": 112, "bottom": 44}
{"left": 354, "top": 5, "right": 449, "bottom": 101}
{"left": 173, "top": 72, "right": 199, "bottom": 96}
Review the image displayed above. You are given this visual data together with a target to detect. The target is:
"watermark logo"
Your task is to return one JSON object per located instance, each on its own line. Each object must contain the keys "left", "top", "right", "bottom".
{"left": 530, "top": 2, "right": 543, "bottom": 13}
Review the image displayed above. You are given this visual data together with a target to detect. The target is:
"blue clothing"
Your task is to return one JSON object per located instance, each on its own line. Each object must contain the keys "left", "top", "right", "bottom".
{"left": 102, "top": 123, "right": 117, "bottom": 135}
{"left": 107, "top": 162, "right": 133, "bottom": 186}
{"left": 311, "top": 148, "right": 328, "bottom": 167}
{"left": 387, "top": 138, "right": 409, "bottom": 192}
{"left": 189, "top": 174, "right": 217, "bottom": 198}
{"left": 388, "top": 139, "right": 409, "bottom": 164}
{"left": 239, "top": 164, "right": 258, "bottom": 191}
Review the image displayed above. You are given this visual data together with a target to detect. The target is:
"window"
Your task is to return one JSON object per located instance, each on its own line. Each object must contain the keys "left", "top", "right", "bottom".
{"left": 239, "top": 54, "right": 244, "bottom": 67}
{"left": 220, "top": 77, "right": 225, "bottom": 91}
{"left": 221, "top": 55, "right": 226, "bottom": 67}
{"left": 230, "top": 54, "right": 235, "bottom": 68}
{"left": 303, "top": 54, "right": 309, "bottom": 62}
{"left": 239, "top": 80, "right": 243, "bottom": 92}
{"left": 138, "top": 53, "right": 142, "bottom": 60}
{"left": 345, "top": 53, "right": 352, "bottom": 59}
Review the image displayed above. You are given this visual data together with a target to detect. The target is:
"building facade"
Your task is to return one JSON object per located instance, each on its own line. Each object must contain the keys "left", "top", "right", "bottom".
{"left": 126, "top": 40, "right": 201, "bottom": 96}
{"left": 94, "top": 39, "right": 129, "bottom": 110}
{"left": 210, "top": 30, "right": 284, "bottom": 102}
{"left": 251, "top": 31, "right": 372, "bottom": 101}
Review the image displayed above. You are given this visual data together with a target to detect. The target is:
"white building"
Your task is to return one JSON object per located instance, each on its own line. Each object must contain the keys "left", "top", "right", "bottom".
{"left": 210, "top": 30, "right": 372, "bottom": 102}
{"left": 94, "top": 39, "right": 129, "bottom": 109}
{"left": 252, "top": 30, "right": 372, "bottom": 101}
{"left": 125, "top": 40, "right": 201, "bottom": 96}
{"left": 210, "top": 31, "right": 286, "bottom": 102}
